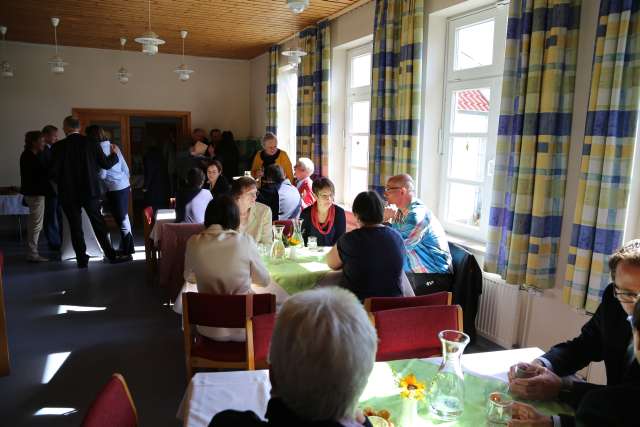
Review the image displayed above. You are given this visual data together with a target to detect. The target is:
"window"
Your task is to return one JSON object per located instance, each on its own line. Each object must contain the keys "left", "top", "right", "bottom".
{"left": 439, "top": 7, "right": 508, "bottom": 241}
{"left": 345, "top": 43, "right": 373, "bottom": 204}
{"left": 277, "top": 66, "right": 298, "bottom": 158}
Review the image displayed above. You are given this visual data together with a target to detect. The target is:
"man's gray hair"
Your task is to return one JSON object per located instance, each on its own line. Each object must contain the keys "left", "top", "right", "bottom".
{"left": 296, "top": 157, "right": 315, "bottom": 175}
{"left": 268, "top": 287, "right": 377, "bottom": 421}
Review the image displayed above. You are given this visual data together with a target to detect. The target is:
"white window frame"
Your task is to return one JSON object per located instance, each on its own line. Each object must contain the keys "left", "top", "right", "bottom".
{"left": 344, "top": 43, "right": 373, "bottom": 206}
{"left": 439, "top": 6, "right": 508, "bottom": 242}
{"left": 276, "top": 65, "right": 298, "bottom": 159}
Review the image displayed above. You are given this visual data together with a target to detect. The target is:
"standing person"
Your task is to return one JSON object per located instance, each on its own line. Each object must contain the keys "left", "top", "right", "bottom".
{"left": 250, "top": 133, "right": 294, "bottom": 183}
{"left": 175, "top": 168, "right": 212, "bottom": 224}
{"left": 20, "top": 131, "right": 53, "bottom": 262}
{"left": 204, "top": 159, "right": 230, "bottom": 199}
{"left": 232, "top": 177, "right": 272, "bottom": 246}
{"left": 143, "top": 139, "right": 171, "bottom": 212}
{"left": 209, "top": 128, "right": 222, "bottom": 147}
{"left": 383, "top": 174, "right": 452, "bottom": 295}
{"left": 49, "top": 116, "right": 127, "bottom": 268}
{"left": 300, "top": 177, "right": 345, "bottom": 247}
{"left": 217, "top": 130, "right": 239, "bottom": 180}
{"left": 257, "top": 164, "right": 301, "bottom": 220}
{"left": 40, "top": 124, "right": 63, "bottom": 252}
{"left": 294, "top": 157, "right": 316, "bottom": 210}
{"left": 88, "top": 125, "right": 135, "bottom": 258}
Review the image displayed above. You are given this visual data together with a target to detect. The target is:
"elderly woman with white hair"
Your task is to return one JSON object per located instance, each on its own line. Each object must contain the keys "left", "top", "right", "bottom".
{"left": 209, "top": 287, "right": 378, "bottom": 427}
{"left": 294, "top": 157, "right": 316, "bottom": 210}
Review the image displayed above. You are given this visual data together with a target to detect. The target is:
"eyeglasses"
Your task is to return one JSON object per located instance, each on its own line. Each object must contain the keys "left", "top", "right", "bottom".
{"left": 384, "top": 186, "right": 402, "bottom": 192}
{"left": 613, "top": 283, "right": 640, "bottom": 303}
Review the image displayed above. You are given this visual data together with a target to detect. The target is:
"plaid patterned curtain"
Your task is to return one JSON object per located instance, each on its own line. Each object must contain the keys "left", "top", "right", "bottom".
{"left": 484, "top": 0, "right": 581, "bottom": 288}
{"left": 369, "top": 0, "right": 423, "bottom": 193}
{"left": 564, "top": 0, "right": 640, "bottom": 313}
{"left": 296, "top": 21, "right": 330, "bottom": 177}
{"left": 265, "top": 45, "right": 279, "bottom": 134}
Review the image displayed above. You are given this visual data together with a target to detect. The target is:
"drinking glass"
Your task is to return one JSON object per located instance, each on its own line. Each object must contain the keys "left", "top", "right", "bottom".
{"left": 486, "top": 392, "right": 513, "bottom": 425}
{"left": 307, "top": 236, "right": 318, "bottom": 250}
{"left": 244, "top": 171, "right": 252, "bottom": 177}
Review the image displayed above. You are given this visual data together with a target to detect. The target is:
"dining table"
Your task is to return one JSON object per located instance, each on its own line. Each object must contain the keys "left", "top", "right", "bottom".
{"left": 177, "top": 347, "right": 573, "bottom": 427}
{"left": 149, "top": 208, "right": 178, "bottom": 244}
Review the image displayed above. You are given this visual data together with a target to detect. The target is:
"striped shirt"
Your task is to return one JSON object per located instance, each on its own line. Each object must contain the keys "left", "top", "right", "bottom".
{"left": 390, "top": 199, "right": 452, "bottom": 274}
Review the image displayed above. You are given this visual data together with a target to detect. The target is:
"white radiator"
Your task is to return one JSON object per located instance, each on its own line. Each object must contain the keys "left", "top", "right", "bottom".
{"left": 476, "top": 272, "right": 522, "bottom": 349}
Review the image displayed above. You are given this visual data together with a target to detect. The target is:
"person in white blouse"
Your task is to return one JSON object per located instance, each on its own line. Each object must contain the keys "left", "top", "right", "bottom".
{"left": 232, "top": 176, "right": 273, "bottom": 245}
{"left": 184, "top": 194, "right": 270, "bottom": 342}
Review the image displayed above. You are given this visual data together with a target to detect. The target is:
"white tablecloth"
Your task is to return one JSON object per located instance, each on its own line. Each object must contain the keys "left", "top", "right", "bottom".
{"left": 177, "top": 347, "right": 544, "bottom": 427}
{"left": 0, "top": 194, "right": 29, "bottom": 215}
{"left": 149, "top": 209, "right": 177, "bottom": 244}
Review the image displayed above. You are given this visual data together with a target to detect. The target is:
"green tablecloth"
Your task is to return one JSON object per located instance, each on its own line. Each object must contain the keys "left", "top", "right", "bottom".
{"left": 359, "top": 359, "right": 573, "bottom": 426}
{"left": 262, "top": 249, "right": 331, "bottom": 295}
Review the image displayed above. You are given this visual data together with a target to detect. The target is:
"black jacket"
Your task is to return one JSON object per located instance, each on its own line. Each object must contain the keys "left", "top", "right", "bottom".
{"left": 210, "top": 398, "right": 373, "bottom": 427}
{"left": 20, "top": 150, "right": 53, "bottom": 197}
{"left": 574, "top": 384, "right": 640, "bottom": 426}
{"left": 50, "top": 133, "right": 118, "bottom": 203}
{"left": 448, "top": 242, "right": 483, "bottom": 342}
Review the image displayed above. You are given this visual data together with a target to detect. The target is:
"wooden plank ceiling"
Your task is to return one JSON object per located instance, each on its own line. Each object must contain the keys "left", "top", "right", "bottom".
{"left": 0, "top": 0, "right": 358, "bottom": 59}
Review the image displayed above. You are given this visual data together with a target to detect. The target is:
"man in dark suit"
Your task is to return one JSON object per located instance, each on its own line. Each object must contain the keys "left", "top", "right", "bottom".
{"left": 507, "top": 239, "right": 640, "bottom": 426}
{"left": 50, "top": 116, "right": 127, "bottom": 268}
{"left": 40, "top": 124, "right": 63, "bottom": 253}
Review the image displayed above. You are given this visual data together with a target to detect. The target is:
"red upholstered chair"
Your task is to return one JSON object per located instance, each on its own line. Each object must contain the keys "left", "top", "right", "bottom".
{"left": 249, "top": 313, "right": 277, "bottom": 370}
{"left": 158, "top": 223, "right": 205, "bottom": 300}
{"left": 371, "top": 305, "right": 463, "bottom": 361}
{"left": 182, "top": 293, "right": 276, "bottom": 377}
{"left": 0, "top": 251, "right": 8, "bottom": 376}
{"left": 364, "top": 292, "right": 452, "bottom": 312}
{"left": 81, "top": 373, "right": 137, "bottom": 427}
{"left": 273, "top": 220, "right": 293, "bottom": 238}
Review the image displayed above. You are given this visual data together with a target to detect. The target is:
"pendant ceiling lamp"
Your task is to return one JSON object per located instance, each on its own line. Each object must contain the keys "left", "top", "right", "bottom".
{"left": 282, "top": 34, "right": 307, "bottom": 69}
{"left": 174, "top": 30, "right": 194, "bottom": 82}
{"left": 116, "top": 38, "right": 132, "bottom": 84}
{"left": 287, "top": 0, "right": 309, "bottom": 14}
{"left": 0, "top": 25, "right": 14, "bottom": 78}
{"left": 48, "top": 17, "right": 67, "bottom": 74}
{"left": 135, "top": 0, "right": 165, "bottom": 55}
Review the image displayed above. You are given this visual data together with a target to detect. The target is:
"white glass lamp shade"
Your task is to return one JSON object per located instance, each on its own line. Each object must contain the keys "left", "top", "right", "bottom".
{"left": 1, "top": 60, "right": 13, "bottom": 78}
{"left": 116, "top": 67, "right": 131, "bottom": 84}
{"left": 287, "top": 0, "right": 309, "bottom": 14}
{"left": 48, "top": 55, "right": 67, "bottom": 74}
{"left": 134, "top": 31, "right": 165, "bottom": 56}
{"left": 175, "top": 64, "right": 194, "bottom": 81}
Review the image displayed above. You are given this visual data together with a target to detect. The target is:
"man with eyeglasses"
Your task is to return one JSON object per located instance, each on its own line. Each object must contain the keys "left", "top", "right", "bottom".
{"left": 506, "top": 239, "right": 640, "bottom": 427}
{"left": 382, "top": 174, "right": 452, "bottom": 294}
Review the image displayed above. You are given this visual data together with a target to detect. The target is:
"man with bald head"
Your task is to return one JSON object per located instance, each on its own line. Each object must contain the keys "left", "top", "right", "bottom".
{"left": 383, "top": 174, "right": 452, "bottom": 294}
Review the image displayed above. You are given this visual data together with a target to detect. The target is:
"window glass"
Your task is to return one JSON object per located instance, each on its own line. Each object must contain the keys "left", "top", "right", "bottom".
{"left": 351, "top": 54, "right": 372, "bottom": 88}
{"left": 454, "top": 19, "right": 495, "bottom": 71}
{"left": 446, "top": 182, "right": 482, "bottom": 227}
{"left": 351, "top": 101, "right": 370, "bottom": 134}
{"left": 452, "top": 88, "right": 491, "bottom": 133}
{"left": 449, "top": 136, "right": 486, "bottom": 181}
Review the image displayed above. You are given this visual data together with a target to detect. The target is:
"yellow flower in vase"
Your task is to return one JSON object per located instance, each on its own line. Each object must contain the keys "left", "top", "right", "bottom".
{"left": 399, "top": 374, "right": 426, "bottom": 400}
{"left": 288, "top": 236, "right": 301, "bottom": 246}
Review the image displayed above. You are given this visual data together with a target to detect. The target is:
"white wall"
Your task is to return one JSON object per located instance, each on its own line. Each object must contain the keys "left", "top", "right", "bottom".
{"left": 0, "top": 41, "right": 252, "bottom": 186}
{"left": 250, "top": 52, "right": 269, "bottom": 138}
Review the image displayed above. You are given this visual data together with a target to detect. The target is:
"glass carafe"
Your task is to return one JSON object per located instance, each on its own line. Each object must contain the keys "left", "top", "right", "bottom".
{"left": 270, "top": 225, "right": 286, "bottom": 261}
{"left": 290, "top": 219, "right": 304, "bottom": 248}
{"left": 429, "top": 330, "right": 470, "bottom": 421}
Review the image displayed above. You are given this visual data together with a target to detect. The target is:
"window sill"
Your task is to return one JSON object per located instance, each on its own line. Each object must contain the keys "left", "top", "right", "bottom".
{"left": 446, "top": 233, "right": 487, "bottom": 256}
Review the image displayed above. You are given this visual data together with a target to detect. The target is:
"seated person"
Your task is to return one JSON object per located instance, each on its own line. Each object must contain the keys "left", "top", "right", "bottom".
{"left": 183, "top": 195, "right": 270, "bottom": 342}
{"left": 327, "top": 191, "right": 405, "bottom": 302}
{"left": 232, "top": 176, "right": 272, "bottom": 246}
{"left": 210, "top": 287, "right": 377, "bottom": 427}
{"left": 257, "top": 164, "right": 301, "bottom": 220}
{"left": 383, "top": 174, "right": 452, "bottom": 294}
{"left": 300, "top": 177, "right": 345, "bottom": 247}
{"left": 251, "top": 132, "right": 294, "bottom": 183}
{"left": 204, "top": 159, "right": 230, "bottom": 198}
{"left": 507, "top": 239, "right": 640, "bottom": 427}
{"left": 294, "top": 157, "right": 316, "bottom": 210}
{"left": 175, "top": 167, "right": 213, "bottom": 223}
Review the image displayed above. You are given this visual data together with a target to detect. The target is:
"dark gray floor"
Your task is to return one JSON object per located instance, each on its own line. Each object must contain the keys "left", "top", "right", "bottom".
{"left": 0, "top": 228, "right": 501, "bottom": 427}
{"left": 0, "top": 235, "right": 185, "bottom": 427}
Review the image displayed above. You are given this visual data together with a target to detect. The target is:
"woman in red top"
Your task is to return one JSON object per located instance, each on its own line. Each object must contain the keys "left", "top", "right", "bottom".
{"left": 294, "top": 157, "right": 316, "bottom": 210}
{"left": 300, "top": 177, "right": 346, "bottom": 247}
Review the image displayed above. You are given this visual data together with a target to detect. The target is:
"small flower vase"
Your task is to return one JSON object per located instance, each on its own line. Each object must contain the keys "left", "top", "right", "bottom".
{"left": 399, "top": 399, "right": 418, "bottom": 427}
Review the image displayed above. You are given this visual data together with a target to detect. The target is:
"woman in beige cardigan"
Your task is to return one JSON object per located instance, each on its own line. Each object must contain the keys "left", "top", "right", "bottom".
{"left": 184, "top": 195, "right": 270, "bottom": 341}
{"left": 231, "top": 176, "right": 272, "bottom": 245}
